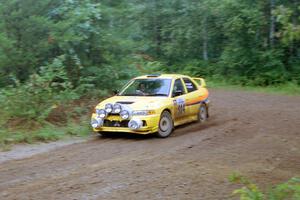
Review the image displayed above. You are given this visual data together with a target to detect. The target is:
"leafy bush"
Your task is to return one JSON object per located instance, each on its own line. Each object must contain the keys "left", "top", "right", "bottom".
{"left": 0, "top": 56, "right": 79, "bottom": 124}
{"left": 229, "top": 173, "right": 300, "bottom": 200}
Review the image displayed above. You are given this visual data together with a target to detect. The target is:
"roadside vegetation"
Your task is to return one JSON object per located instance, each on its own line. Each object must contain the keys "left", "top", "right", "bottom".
{"left": 208, "top": 80, "right": 300, "bottom": 96}
{"left": 230, "top": 173, "right": 300, "bottom": 200}
{"left": 0, "top": 0, "right": 300, "bottom": 149}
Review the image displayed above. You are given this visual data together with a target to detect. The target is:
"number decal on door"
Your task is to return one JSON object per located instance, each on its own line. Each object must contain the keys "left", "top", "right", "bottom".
{"left": 175, "top": 98, "right": 185, "bottom": 115}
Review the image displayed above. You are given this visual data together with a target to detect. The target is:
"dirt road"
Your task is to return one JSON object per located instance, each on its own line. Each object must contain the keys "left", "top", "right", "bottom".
{"left": 0, "top": 89, "right": 299, "bottom": 200}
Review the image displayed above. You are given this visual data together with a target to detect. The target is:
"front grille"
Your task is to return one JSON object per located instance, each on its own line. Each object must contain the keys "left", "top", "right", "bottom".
{"left": 103, "top": 120, "right": 129, "bottom": 127}
{"left": 103, "top": 120, "right": 147, "bottom": 127}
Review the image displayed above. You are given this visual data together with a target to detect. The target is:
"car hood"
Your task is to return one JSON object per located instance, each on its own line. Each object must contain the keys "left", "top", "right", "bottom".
{"left": 96, "top": 95, "right": 170, "bottom": 110}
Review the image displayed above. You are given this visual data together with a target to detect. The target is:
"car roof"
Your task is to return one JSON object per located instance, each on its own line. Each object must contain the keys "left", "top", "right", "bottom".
{"left": 134, "top": 74, "right": 189, "bottom": 79}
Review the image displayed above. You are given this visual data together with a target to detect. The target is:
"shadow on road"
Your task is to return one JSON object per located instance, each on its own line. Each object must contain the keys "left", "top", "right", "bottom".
{"left": 96, "top": 132, "right": 156, "bottom": 140}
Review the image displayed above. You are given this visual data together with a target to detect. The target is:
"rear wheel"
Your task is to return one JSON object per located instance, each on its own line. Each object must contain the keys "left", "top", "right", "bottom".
{"left": 198, "top": 104, "right": 208, "bottom": 123}
{"left": 156, "top": 111, "right": 174, "bottom": 138}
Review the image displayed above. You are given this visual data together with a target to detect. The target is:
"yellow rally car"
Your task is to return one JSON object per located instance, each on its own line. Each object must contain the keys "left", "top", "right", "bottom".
{"left": 91, "top": 74, "right": 209, "bottom": 138}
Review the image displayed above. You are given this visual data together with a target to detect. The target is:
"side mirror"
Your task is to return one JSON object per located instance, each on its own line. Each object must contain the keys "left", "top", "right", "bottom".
{"left": 173, "top": 90, "right": 183, "bottom": 97}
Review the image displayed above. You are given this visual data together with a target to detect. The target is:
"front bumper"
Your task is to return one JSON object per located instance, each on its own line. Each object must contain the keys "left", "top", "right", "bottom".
{"left": 91, "top": 113, "right": 160, "bottom": 134}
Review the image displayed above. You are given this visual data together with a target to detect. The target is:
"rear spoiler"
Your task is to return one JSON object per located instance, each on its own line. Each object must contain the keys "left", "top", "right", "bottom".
{"left": 192, "top": 78, "right": 207, "bottom": 88}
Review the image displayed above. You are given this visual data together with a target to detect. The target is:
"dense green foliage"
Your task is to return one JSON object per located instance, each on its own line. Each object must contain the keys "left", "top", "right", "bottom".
{"left": 230, "top": 173, "right": 300, "bottom": 200}
{"left": 0, "top": 0, "right": 299, "bottom": 88}
{"left": 0, "top": 0, "right": 299, "bottom": 146}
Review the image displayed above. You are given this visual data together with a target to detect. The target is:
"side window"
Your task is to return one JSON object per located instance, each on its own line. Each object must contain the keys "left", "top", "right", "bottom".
{"left": 172, "top": 79, "right": 185, "bottom": 97}
{"left": 183, "top": 78, "right": 197, "bottom": 93}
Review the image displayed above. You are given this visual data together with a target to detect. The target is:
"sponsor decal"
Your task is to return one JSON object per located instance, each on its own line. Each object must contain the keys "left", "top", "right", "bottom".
{"left": 186, "top": 97, "right": 209, "bottom": 106}
{"left": 176, "top": 98, "right": 185, "bottom": 114}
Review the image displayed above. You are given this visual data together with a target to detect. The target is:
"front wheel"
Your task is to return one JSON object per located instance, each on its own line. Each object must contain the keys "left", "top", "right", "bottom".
{"left": 198, "top": 104, "right": 208, "bottom": 123}
{"left": 156, "top": 111, "right": 174, "bottom": 138}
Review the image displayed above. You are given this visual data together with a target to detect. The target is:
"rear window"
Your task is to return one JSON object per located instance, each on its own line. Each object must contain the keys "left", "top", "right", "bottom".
{"left": 183, "top": 78, "right": 197, "bottom": 93}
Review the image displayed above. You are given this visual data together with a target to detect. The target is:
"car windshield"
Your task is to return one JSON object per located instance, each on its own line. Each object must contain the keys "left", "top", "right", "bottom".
{"left": 119, "top": 79, "right": 172, "bottom": 96}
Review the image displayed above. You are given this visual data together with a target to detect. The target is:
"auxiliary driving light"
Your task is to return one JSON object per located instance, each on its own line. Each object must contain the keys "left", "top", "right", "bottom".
{"left": 96, "top": 109, "right": 107, "bottom": 118}
{"left": 91, "top": 118, "right": 104, "bottom": 128}
{"left": 113, "top": 103, "right": 122, "bottom": 113}
{"left": 128, "top": 119, "right": 143, "bottom": 130}
{"left": 120, "top": 110, "right": 130, "bottom": 120}
{"left": 105, "top": 103, "right": 113, "bottom": 113}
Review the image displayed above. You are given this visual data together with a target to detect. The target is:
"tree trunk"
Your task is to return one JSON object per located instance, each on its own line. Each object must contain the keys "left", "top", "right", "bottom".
{"left": 154, "top": 0, "right": 161, "bottom": 57}
{"left": 202, "top": 15, "right": 208, "bottom": 61}
{"left": 269, "top": 0, "right": 275, "bottom": 48}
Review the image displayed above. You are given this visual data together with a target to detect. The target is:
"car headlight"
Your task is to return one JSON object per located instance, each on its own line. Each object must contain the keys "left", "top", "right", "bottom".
{"left": 132, "top": 110, "right": 155, "bottom": 116}
{"left": 128, "top": 119, "right": 143, "bottom": 130}
{"left": 120, "top": 110, "right": 130, "bottom": 120}
{"left": 96, "top": 109, "right": 107, "bottom": 118}
{"left": 91, "top": 118, "right": 104, "bottom": 128}
{"left": 113, "top": 103, "right": 122, "bottom": 113}
{"left": 105, "top": 103, "right": 113, "bottom": 113}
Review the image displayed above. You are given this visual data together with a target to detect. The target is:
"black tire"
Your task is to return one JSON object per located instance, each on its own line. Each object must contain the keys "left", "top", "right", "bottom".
{"left": 198, "top": 104, "right": 208, "bottom": 123}
{"left": 156, "top": 111, "right": 174, "bottom": 138}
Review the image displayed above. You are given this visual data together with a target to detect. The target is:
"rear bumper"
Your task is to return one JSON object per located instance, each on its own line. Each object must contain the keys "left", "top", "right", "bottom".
{"left": 91, "top": 113, "right": 160, "bottom": 134}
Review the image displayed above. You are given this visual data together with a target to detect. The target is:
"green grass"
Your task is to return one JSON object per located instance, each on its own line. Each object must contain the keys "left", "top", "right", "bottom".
{"left": 208, "top": 80, "right": 300, "bottom": 96}
{"left": 229, "top": 173, "right": 300, "bottom": 200}
{"left": 0, "top": 118, "right": 91, "bottom": 151}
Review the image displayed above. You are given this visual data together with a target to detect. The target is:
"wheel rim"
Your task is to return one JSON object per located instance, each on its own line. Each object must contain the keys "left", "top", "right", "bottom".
{"left": 160, "top": 117, "right": 170, "bottom": 132}
{"left": 199, "top": 106, "right": 207, "bottom": 122}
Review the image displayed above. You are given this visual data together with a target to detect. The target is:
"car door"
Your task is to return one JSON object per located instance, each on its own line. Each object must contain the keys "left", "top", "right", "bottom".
{"left": 171, "top": 78, "right": 189, "bottom": 123}
{"left": 182, "top": 77, "right": 201, "bottom": 117}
